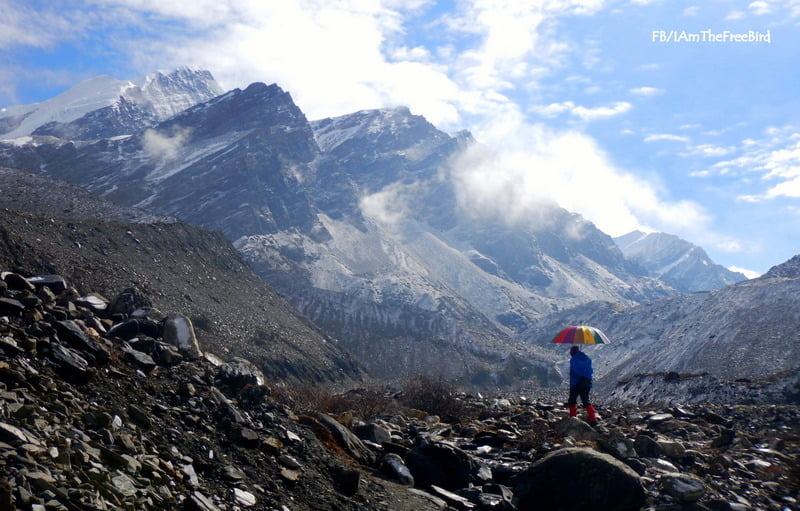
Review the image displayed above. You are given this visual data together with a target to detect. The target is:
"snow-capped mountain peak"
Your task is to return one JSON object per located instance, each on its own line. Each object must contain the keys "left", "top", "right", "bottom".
{"left": 0, "top": 68, "right": 223, "bottom": 140}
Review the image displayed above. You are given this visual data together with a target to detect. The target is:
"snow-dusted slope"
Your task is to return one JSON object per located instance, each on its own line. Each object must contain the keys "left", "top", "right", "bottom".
{"left": 0, "top": 67, "right": 223, "bottom": 139}
{"left": 615, "top": 230, "right": 747, "bottom": 292}
{"left": 524, "top": 254, "right": 800, "bottom": 403}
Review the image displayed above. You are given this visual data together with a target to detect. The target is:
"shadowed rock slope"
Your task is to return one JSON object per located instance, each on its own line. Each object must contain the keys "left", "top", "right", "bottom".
{"left": 0, "top": 166, "right": 168, "bottom": 224}
{"left": 0, "top": 208, "right": 364, "bottom": 385}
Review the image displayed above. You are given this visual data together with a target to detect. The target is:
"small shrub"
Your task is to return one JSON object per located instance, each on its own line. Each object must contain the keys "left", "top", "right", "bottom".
{"left": 399, "top": 375, "right": 468, "bottom": 420}
{"left": 268, "top": 384, "right": 397, "bottom": 420}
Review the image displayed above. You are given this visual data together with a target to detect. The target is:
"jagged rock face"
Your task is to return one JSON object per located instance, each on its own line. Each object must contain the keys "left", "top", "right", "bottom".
{"left": 764, "top": 254, "right": 800, "bottom": 279}
{"left": 0, "top": 83, "right": 323, "bottom": 240}
{"left": 0, "top": 166, "right": 168, "bottom": 223}
{"left": 32, "top": 96, "right": 159, "bottom": 140}
{"left": 615, "top": 230, "right": 747, "bottom": 293}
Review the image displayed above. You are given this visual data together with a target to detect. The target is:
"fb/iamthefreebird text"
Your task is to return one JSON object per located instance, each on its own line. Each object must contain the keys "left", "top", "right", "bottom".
{"left": 651, "top": 29, "right": 771, "bottom": 43}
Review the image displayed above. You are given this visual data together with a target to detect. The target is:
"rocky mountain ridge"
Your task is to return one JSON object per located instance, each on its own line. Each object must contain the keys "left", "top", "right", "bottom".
{"left": 615, "top": 231, "right": 747, "bottom": 293}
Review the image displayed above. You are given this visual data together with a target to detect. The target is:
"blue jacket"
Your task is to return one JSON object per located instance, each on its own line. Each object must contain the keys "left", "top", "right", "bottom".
{"left": 570, "top": 351, "right": 593, "bottom": 387}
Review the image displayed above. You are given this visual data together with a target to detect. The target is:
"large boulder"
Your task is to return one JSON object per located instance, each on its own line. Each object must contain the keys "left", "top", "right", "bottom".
{"left": 512, "top": 447, "right": 646, "bottom": 511}
{"left": 405, "top": 439, "right": 476, "bottom": 491}
{"left": 217, "top": 357, "right": 266, "bottom": 390}
{"left": 163, "top": 314, "right": 202, "bottom": 360}
{"left": 299, "top": 412, "right": 375, "bottom": 464}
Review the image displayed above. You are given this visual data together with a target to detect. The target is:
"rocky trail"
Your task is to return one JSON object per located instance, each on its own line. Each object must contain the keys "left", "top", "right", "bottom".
{"left": 1, "top": 269, "right": 799, "bottom": 510}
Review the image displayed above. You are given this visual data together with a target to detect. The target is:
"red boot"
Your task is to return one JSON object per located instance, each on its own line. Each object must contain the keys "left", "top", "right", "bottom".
{"left": 586, "top": 405, "right": 597, "bottom": 425}
{"left": 568, "top": 404, "right": 577, "bottom": 417}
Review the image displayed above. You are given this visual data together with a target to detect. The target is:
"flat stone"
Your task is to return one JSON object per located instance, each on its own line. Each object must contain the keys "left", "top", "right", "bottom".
{"left": 26, "top": 275, "right": 67, "bottom": 294}
{"left": 280, "top": 468, "right": 301, "bottom": 482}
{"left": 233, "top": 488, "right": 257, "bottom": 507}
{"left": 661, "top": 473, "right": 705, "bottom": 502}
{"left": 429, "top": 485, "right": 476, "bottom": 509}
{"left": 0, "top": 297, "right": 25, "bottom": 315}
{"left": 0, "top": 421, "right": 41, "bottom": 445}
{"left": 3, "top": 273, "right": 35, "bottom": 291}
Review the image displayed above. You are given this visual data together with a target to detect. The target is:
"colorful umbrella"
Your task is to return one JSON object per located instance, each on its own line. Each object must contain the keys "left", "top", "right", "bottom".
{"left": 551, "top": 325, "right": 610, "bottom": 345}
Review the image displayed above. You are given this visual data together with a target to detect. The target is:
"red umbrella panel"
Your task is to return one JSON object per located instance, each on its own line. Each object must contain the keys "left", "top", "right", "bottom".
{"left": 551, "top": 325, "right": 610, "bottom": 345}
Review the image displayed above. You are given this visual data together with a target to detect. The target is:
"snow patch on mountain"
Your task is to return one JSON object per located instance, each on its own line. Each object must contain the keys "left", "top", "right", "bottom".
{"left": 312, "top": 107, "right": 415, "bottom": 152}
{"left": 615, "top": 230, "right": 746, "bottom": 292}
{"left": 1, "top": 68, "right": 223, "bottom": 139}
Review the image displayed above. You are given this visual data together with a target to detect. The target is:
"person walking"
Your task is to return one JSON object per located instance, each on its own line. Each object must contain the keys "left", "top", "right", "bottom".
{"left": 568, "top": 345, "right": 597, "bottom": 425}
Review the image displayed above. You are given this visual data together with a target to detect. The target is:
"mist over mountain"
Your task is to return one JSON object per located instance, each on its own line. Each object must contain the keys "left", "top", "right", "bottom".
{"left": 0, "top": 68, "right": 794, "bottom": 401}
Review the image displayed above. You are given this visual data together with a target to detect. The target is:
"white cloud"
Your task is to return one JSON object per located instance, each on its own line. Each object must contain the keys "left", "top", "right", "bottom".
{"left": 703, "top": 126, "right": 800, "bottom": 201}
{"left": 685, "top": 143, "right": 735, "bottom": 158}
{"left": 682, "top": 6, "right": 699, "bottom": 16}
{"left": 728, "top": 265, "right": 760, "bottom": 279}
{"left": 142, "top": 127, "right": 191, "bottom": 161}
{"left": 450, "top": 114, "right": 711, "bottom": 239}
{"left": 644, "top": 134, "right": 689, "bottom": 143}
{"left": 749, "top": 1, "right": 772, "bottom": 15}
{"left": 0, "top": 0, "right": 83, "bottom": 50}
{"left": 629, "top": 86, "right": 664, "bottom": 96}
{"left": 359, "top": 183, "right": 409, "bottom": 227}
{"left": 571, "top": 101, "right": 632, "bottom": 120}
{"left": 532, "top": 100, "right": 632, "bottom": 121}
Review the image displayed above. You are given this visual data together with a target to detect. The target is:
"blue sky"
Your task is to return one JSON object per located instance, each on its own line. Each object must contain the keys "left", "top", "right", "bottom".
{"left": 2, "top": 0, "right": 799, "bottom": 276}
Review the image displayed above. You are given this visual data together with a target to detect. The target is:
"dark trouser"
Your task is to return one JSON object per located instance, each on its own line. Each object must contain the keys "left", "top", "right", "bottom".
{"left": 568, "top": 378, "right": 592, "bottom": 407}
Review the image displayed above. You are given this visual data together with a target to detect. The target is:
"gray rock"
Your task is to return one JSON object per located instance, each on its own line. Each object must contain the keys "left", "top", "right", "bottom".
{"left": 47, "top": 343, "right": 90, "bottom": 380}
{"left": 660, "top": 472, "right": 705, "bottom": 502}
{"left": 233, "top": 488, "right": 256, "bottom": 507}
{"left": 332, "top": 466, "right": 361, "bottom": 496}
{"left": 658, "top": 439, "right": 686, "bottom": 459}
{"left": 353, "top": 423, "right": 392, "bottom": 444}
{"left": 513, "top": 447, "right": 646, "bottom": 511}
{"left": 3, "top": 272, "right": 35, "bottom": 291}
{"left": 634, "top": 433, "right": 662, "bottom": 458}
{"left": 429, "top": 485, "right": 476, "bottom": 509}
{"left": 553, "top": 416, "right": 598, "bottom": 441}
{"left": 381, "top": 453, "right": 414, "bottom": 486}
{"left": 109, "top": 287, "right": 152, "bottom": 316}
{"left": 26, "top": 274, "right": 67, "bottom": 294}
{"left": 301, "top": 412, "right": 375, "bottom": 464}
{"left": 217, "top": 357, "right": 265, "bottom": 389}
{"left": 405, "top": 439, "right": 476, "bottom": 491}
{"left": 121, "top": 344, "right": 157, "bottom": 372}
{"left": 53, "top": 320, "right": 109, "bottom": 364}
{"left": 0, "top": 297, "right": 25, "bottom": 315}
{"left": 163, "top": 314, "right": 202, "bottom": 360}
{"left": 107, "top": 319, "right": 141, "bottom": 341}
{"left": 75, "top": 293, "right": 109, "bottom": 312}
